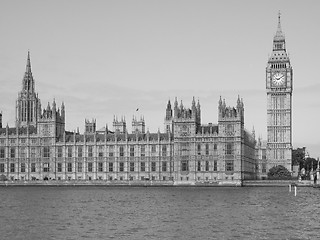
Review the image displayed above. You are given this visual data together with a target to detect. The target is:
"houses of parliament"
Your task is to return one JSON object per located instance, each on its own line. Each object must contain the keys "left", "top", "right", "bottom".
{"left": 0, "top": 15, "right": 292, "bottom": 184}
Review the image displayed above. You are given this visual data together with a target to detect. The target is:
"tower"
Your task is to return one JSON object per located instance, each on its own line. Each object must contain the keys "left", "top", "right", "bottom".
{"left": 164, "top": 100, "right": 173, "bottom": 133}
{"left": 85, "top": 119, "right": 96, "bottom": 134}
{"left": 132, "top": 116, "right": 145, "bottom": 134}
{"left": 266, "top": 13, "right": 293, "bottom": 171}
{"left": 16, "top": 51, "right": 41, "bottom": 127}
{"left": 113, "top": 116, "right": 126, "bottom": 134}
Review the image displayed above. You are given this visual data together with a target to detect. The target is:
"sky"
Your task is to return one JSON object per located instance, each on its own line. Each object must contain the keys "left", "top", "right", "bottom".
{"left": 0, "top": 0, "right": 320, "bottom": 157}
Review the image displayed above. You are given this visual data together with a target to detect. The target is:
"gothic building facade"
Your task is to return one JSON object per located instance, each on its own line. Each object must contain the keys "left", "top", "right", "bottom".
{"left": 0, "top": 52, "right": 257, "bottom": 185}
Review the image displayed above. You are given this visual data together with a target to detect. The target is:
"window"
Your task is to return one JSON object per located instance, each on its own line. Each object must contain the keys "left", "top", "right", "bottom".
{"left": 197, "top": 144, "right": 201, "bottom": 155}
{"left": 10, "top": 148, "right": 15, "bottom": 158}
{"left": 225, "top": 160, "right": 234, "bottom": 171}
{"left": 162, "top": 161, "right": 167, "bottom": 172}
{"left": 10, "top": 163, "right": 15, "bottom": 172}
{"left": 162, "top": 145, "right": 167, "bottom": 156}
{"left": 214, "top": 144, "right": 217, "bottom": 151}
{"left": 226, "top": 143, "right": 233, "bottom": 155}
{"left": 78, "top": 162, "right": 82, "bottom": 172}
{"left": 78, "top": 147, "right": 82, "bottom": 157}
{"left": 31, "top": 147, "right": 36, "bottom": 158}
{"left": 151, "top": 162, "right": 156, "bottom": 172}
{"left": 67, "top": 163, "right": 72, "bottom": 172}
{"left": 141, "top": 145, "right": 145, "bottom": 157}
{"left": 205, "top": 161, "right": 209, "bottom": 171}
{"left": 43, "top": 163, "right": 50, "bottom": 172}
{"left": 181, "top": 160, "right": 188, "bottom": 171}
{"left": 119, "top": 162, "right": 124, "bottom": 172}
{"left": 130, "top": 146, "right": 134, "bottom": 157}
{"left": 197, "top": 161, "right": 201, "bottom": 171}
{"left": 262, "top": 163, "right": 266, "bottom": 173}
{"left": 88, "top": 162, "right": 93, "bottom": 172}
{"left": 98, "top": 162, "right": 103, "bottom": 172}
{"left": 0, "top": 148, "right": 5, "bottom": 159}
{"left": 130, "top": 162, "right": 134, "bottom": 172}
{"left": 0, "top": 163, "right": 4, "bottom": 172}
{"left": 20, "top": 147, "right": 26, "bottom": 158}
{"left": 57, "top": 163, "right": 62, "bottom": 172}
{"left": 43, "top": 146, "right": 50, "bottom": 158}
{"left": 88, "top": 146, "right": 93, "bottom": 157}
{"left": 214, "top": 161, "right": 217, "bottom": 171}
{"left": 31, "top": 163, "right": 36, "bottom": 172}
{"left": 205, "top": 144, "right": 209, "bottom": 155}
{"left": 67, "top": 146, "right": 72, "bottom": 158}
{"left": 98, "top": 146, "right": 103, "bottom": 157}
{"left": 140, "top": 162, "right": 145, "bottom": 172}
{"left": 109, "top": 145, "right": 114, "bottom": 157}
{"left": 21, "top": 163, "right": 26, "bottom": 172}
{"left": 57, "top": 147, "right": 63, "bottom": 158}
{"left": 119, "top": 146, "right": 124, "bottom": 157}
{"left": 109, "top": 162, "right": 113, "bottom": 172}
{"left": 151, "top": 145, "right": 156, "bottom": 153}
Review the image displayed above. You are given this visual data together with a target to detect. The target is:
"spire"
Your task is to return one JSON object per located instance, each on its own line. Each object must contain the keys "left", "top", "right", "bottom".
{"left": 274, "top": 11, "right": 285, "bottom": 43}
{"left": 22, "top": 51, "right": 35, "bottom": 92}
{"left": 26, "top": 50, "right": 31, "bottom": 73}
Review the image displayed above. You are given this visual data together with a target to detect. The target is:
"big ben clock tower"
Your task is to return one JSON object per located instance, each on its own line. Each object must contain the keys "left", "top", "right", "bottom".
{"left": 266, "top": 13, "right": 293, "bottom": 172}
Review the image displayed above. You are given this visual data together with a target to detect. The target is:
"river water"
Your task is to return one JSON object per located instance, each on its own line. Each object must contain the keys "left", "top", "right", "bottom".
{"left": 0, "top": 186, "right": 319, "bottom": 240}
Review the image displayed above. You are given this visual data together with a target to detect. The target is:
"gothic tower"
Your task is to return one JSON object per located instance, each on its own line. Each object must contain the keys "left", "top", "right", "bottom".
{"left": 16, "top": 51, "right": 40, "bottom": 127}
{"left": 266, "top": 13, "right": 293, "bottom": 171}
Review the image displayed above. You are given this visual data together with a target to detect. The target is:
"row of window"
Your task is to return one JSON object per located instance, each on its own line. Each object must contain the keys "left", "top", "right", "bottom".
{"left": 0, "top": 160, "right": 234, "bottom": 173}
{"left": 0, "top": 145, "right": 171, "bottom": 159}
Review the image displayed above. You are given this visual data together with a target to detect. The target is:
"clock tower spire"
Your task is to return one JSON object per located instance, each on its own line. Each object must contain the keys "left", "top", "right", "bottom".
{"left": 266, "top": 13, "right": 293, "bottom": 172}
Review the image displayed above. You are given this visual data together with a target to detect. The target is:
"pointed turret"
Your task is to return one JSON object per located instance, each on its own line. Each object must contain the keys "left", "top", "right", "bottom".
{"left": 273, "top": 11, "right": 286, "bottom": 51}
{"left": 165, "top": 99, "right": 172, "bottom": 120}
{"left": 274, "top": 11, "right": 285, "bottom": 42}
{"left": 22, "top": 51, "right": 35, "bottom": 93}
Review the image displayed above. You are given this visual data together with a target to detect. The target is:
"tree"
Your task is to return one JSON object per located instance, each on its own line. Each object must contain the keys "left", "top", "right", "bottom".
{"left": 292, "top": 147, "right": 305, "bottom": 168}
{"left": 268, "top": 165, "right": 291, "bottom": 180}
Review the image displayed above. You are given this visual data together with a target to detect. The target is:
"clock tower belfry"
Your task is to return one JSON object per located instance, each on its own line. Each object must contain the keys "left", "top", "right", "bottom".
{"left": 266, "top": 13, "right": 293, "bottom": 172}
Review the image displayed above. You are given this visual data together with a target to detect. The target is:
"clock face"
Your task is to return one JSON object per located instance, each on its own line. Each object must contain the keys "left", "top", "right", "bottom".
{"left": 272, "top": 72, "right": 285, "bottom": 87}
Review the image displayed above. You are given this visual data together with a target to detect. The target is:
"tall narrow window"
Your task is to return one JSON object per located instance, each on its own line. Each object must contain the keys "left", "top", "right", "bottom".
{"left": 98, "top": 162, "right": 103, "bottom": 172}
{"left": 130, "top": 162, "right": 134, "bottom": 172}
{"left": 197, "top": 161, "right": 201, "bottom": 171}
{"left": 119, "top": 146, "right": 124, "bottom": 157}
{"left": 10, "top": 148, "right": 15, "bottom": 159}
{"left": 78, "top": 147, "right": 82, "bottom": 157}
{"left": 0, "top": 148, "right": 5, "bottom": 159}
{"left": 140, "top": 162, "right": 145, "bottom": 172}
{"left": 67, "top": 146, "right": 72, "bottom": 158}
{"left": 109, "top": 162, "right": 113, "bottom": 172}
{"left": 88, "top": 162, "right": 93, "bottom": 172}
{"left": 31, "top": 163, "right": 36, "bottom": 172}
{"left": 88, "top": 146, "right": 93, "bottom": 157}
{"left": 162, "top": 161, "right": 167, "bottom": 172}
{"left": 57, "top": 147, "right": 63, "bottom": 158}
{"left": 181, "top": 160, "right": 189, "bottom": 171}
{"left": 205, "top": 161, "right": 209, "bottom": 171}
{"left": 205, "top": 144, "right": 209, "bottom": 155}
{"left": 77, "top": 162, "right": 82, "bottom": 172}
{"left": 162, "top": 145, "right": 167, "bottom": 156}
{"left": 151, "top": 162, "right": 156, "bottom": 172}
{"left": 0, "top": 163, "right": 4, "bottom": 172}
{"left": 119, "top": 162, "right": 124, "bottom": 172}
{"left": 67, "top": 163, "right": 72, "bottom": 172}
{"left": 197, "top": 144, "right": 201, "bottom": 155}
{"left": 21, "top": 163, "right": 26, "bottom": 172}
{"left": 10, "top": 163, "right": 15, "bottom": 172}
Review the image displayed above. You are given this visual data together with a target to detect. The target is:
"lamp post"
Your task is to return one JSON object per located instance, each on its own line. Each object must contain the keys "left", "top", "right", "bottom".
{"left": 316, "top": 157, "right": 320, "bottom": 185}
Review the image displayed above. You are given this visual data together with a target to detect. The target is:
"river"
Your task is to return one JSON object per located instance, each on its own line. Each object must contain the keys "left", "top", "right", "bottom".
{"left": 0, "top": 186, "right": 319, "bottom": 239}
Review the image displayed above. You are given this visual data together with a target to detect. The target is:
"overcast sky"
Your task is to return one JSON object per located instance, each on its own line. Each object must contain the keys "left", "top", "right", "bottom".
{"left": 0, "top": 0, "right": 320, "bottom": 157}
